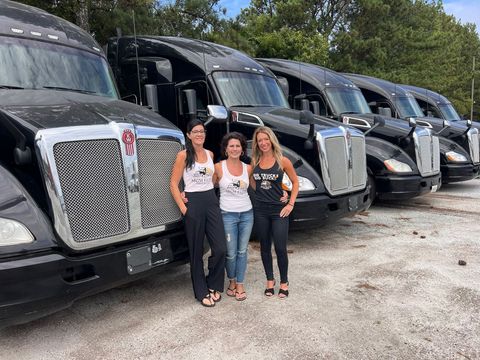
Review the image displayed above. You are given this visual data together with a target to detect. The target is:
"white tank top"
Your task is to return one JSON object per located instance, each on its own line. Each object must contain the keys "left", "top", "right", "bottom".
{"left": 219, "top": 160, "right": 252, "bottom": 212}
{"left": 183, "top": 149, "right": 215, "bottom": 192}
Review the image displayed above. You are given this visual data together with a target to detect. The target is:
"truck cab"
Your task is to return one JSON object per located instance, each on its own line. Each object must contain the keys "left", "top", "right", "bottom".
{"left": 258, "top": 59, "right": 442, "bottom": 202}
{"left": 343, "top": 74, "right": 480, "bottom": 183}
{"left": 0, "top": 1, "right": 192, "bottom": 327}
{"left": 107, "top": 36, "right": 371, "bottom": 228}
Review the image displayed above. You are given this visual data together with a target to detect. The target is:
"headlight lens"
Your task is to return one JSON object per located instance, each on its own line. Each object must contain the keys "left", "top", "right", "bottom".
{"left": 282, "top": 174, "right": 315, "bottom": 192}
{"left": 384, "top": 159, "right": 413, "bottom": 173}
{"left": 0, "top": 218, "right": 34, "bottom": 246}
{"left": 445, "top": 151, "right": 468, "bottom": 163}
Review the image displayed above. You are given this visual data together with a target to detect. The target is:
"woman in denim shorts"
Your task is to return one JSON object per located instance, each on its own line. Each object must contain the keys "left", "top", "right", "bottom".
{"left": 214, "top": 132, "right": 253, "bottom": 301}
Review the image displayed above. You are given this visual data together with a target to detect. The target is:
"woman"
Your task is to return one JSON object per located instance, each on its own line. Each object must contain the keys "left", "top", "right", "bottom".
{"left": 251, "top": 126, "right": 299, "bottom": 299}
{"left": 214, "top": 132, "right": 254, "bottom": 301}
{"left": 170, "top": 119, "right": 226, "bottom": 307}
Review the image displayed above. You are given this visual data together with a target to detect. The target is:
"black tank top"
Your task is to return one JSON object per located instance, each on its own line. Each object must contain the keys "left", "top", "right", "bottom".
{"left": 252, "top": 161, "right": 284, "bottom": 206}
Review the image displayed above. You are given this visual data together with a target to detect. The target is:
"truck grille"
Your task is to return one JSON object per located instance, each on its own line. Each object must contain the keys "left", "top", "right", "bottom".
{"left": 413, "top": 130, "right": 440, "bottom": 177}
{"left": 137, "top": 139, "right": 182, "bottom": 228}
{"left": 467, "top": 128, "right": 480, "bottom": 164}
{"left": 36, "top": 124, "right": 184, "bottom": 250}
{"left": 317, "top": 127, "right": 367, "bottom": 196}
{"left": 53, "top": 140, "right": 130, "bottom": 242}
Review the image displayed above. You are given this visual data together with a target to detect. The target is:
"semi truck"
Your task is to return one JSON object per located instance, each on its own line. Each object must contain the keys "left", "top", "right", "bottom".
{"left": 344, "top": 74, "right": 480, "bottom": 183}
{"left": 0, "top": 1, "right": 205, "bottom": 326}
{"left": 106, "top": 36, "right": 371, "bottom": 227}
{"left": 258, "top": 59, "right": 442, "bottom": 202}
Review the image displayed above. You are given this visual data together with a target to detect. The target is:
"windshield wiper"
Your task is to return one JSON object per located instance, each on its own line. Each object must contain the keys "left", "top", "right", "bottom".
{"left": 229, "top": 104, "right": 256, "bottom": 108}
{"left": 43, "top": 86, "right": 96, "bottom": 94}
{"left": 0, "top": 85, "right": 24, "bottom": 89}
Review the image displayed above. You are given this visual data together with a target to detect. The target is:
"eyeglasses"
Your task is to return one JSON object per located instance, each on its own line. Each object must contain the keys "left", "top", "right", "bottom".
{"left": 191, "top": 130, "right": 207, "bottom": 135}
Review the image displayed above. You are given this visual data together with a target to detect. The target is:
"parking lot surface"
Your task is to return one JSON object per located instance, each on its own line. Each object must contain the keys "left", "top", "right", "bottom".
{"left": 1, "top": 180, "right": 479, "bottom": 360}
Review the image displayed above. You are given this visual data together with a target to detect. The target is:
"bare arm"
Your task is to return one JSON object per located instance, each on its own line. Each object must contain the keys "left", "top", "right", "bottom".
{"left": 280, "top": 157, "right": 299, "bottom": 217}
{"left": 170, "top": 150, "right": 188, "bottom": 215}
{"left": 213, "top": 162, "right": 223, "bottom": 186}
{"left": 248, "top": 164, "right": 256, "bottom": 190}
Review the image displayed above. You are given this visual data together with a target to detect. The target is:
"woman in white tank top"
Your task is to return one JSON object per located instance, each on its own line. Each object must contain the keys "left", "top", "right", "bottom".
{"left": 214, "top": 132, "right": 254, "bottom": 301}
{"left": 170, "top": 119, "right": 226, "bottom": 308}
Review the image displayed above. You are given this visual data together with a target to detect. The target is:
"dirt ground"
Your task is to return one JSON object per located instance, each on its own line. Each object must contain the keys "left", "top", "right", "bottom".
{"left": 1, "top": 180, "right": 479, "bottom": 360}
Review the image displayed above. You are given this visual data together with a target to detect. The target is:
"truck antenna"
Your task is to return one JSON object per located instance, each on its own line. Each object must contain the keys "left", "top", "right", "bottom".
{"left": 133, "top": 10, "right": 142, "bottom": 106}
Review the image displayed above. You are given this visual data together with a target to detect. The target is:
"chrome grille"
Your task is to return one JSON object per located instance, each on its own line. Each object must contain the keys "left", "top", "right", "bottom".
{"left": 316, "top": 127, "right": 367, "bottom": 196}
{"left": 413, "top": 130, "right": 440, "bottom": 176}
{"left": 36, "top": 123, "right": 185, "bottom": 251}
{"left": 53, "top": 140, "right": 130, "bottom": 242}
{"left": 467, "top": 129, "right": 480, "bottom": 164}
{"left": 137, "top": 139, "right": 182, "bottom": 228}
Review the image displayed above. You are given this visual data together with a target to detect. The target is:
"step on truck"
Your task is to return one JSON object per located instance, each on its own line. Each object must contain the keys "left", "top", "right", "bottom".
{"left": 106, "top": 36, "right": 371, "bottom": 228}
{"left": 258, "top": 59, "right": 442, "bottom": 202}
{"left": 344, "top": 74, "right": 480, "bottom": 183}
{"left": 0, "top": 1, "right": 199, "bottom": 327}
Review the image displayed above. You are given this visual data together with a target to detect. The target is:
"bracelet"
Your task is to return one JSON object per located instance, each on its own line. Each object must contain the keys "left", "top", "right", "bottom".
{"left": 287, "top": 203, "right": 294, "bottom": 207}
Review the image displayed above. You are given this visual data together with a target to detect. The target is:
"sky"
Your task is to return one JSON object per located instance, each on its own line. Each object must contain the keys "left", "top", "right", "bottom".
{"left": 219, "top": 0, "right": 480, "bottom": 33}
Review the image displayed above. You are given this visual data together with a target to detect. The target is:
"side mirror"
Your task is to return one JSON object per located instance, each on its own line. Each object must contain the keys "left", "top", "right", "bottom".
{"left": 276, "top": 76, "right": 289, "bottom": 97}
{"left": 204, "top": 105, "right": 228, "bottom": 126}
{"left": 364, "top": 115, "right": 385, "bottom": 136}
{"left": 144, "top": 84, "right": 159, "bottom": 113}
{"left": 408, "top": 117, "right": 417, "bottom": 129}
{"left": 299, "top": 110, "right": 315, "bottom": 125}
{"left": 466, "top": 119, "right": 472, "bottom": 128}
{"left": 442, "top": 120, "right": 451, "bottom": 128}
{"left": 310, "top": 101, "right": 320, "bottom": 116}
{"left": 183, "top": 89, "right": 197, "bottom": 120}
{"left": 300, "top": 99, "right": 310, "bottom": 111}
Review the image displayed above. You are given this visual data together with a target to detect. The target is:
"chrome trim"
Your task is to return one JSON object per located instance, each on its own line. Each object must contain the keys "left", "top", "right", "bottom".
{"left": 231, "top": 111, "right": 264, "bottom": 126}
{"left": 415, "top": 120, "right": 433, "bottom": 129}
{"left": 412, "top": 127, "right": 440, "bottom": 176}
{"left": 342, "top": 116, "right": 371, "bottom": 129}
{"left": 466, "top": 128, "right": 480, "bottom": 164}
{"left": 36, "top": 123, "right": 185, "bottom": 250}
{"left": 315, "top": 126, "right": 367, "bottom": 196}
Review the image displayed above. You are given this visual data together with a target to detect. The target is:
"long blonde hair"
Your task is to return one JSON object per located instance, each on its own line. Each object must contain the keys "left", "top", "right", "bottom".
{"left": 251, "top": 126, "right": 283, "bottom": 170}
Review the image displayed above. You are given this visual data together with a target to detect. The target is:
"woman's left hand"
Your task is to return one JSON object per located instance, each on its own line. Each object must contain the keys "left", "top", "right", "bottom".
{"left": 280, "top": 203, "right": 294, "bottom": 218}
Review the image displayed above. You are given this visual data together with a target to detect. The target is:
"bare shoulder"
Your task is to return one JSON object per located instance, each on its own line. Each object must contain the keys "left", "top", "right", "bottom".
{"left": 176, "top": 149, "right": 187, "bottom": 160}
{"left": 207, "top": 150, "right": 215, "bottom": 159}
{"left": 282, "top": 156, "right": 293, "bottom": 168}
{"left": 246, "top": 163, "right": 253, "bottom": 175}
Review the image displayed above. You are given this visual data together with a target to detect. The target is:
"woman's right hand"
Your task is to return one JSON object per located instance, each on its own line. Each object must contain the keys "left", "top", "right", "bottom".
{"left": 181, "top": 191, "right": 189, "bottom": 204}
{"left": 181, "top": 206, "right": 188, "bottom": 216}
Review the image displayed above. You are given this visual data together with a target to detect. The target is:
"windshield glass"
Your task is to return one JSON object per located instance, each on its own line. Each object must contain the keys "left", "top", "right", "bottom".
{"left": 0, "top": 37, "right": 118, "bottom": 98}
{"left": 325, "top": 88, "right": 372, "bottom": 114}
{"left": 212, "top": 71, "right": 289, "bottom": 108}
{"left": 439, "top": 104, "right": 461, "bottom": 121}
{"left": 394, "top": 96, "right": 424, "bottom": 117}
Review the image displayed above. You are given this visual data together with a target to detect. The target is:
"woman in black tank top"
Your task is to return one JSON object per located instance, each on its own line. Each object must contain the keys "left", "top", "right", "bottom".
{"left": 251, "top": 126, "right": 299, "bottom": 298}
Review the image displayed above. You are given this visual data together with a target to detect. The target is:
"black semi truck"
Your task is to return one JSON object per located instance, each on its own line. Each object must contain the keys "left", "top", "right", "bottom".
{"left": 258, "top": 59, "right": 442, "bottom": 202}
{"left": 106, "top": 36, "right": 371, "bottom": 227}
{"left": 0, "top": 1, "right": 204, "bottom": 326}
{"left": 344, "top": 74, "right": 480, "bottom": 183}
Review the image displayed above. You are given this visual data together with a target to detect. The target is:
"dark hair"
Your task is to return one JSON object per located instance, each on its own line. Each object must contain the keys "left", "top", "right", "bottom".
{"left": 220, "top": 132, "right": 247, "bottom": 160}
{"left": 185, "top": 119, "right": 205, "bottom": 169}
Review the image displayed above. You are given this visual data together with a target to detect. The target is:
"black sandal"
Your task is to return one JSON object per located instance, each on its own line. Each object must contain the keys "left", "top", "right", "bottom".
{"left": 264, "top": 280, "right": 275, "bottom": 297}
{"left": 200, "top": 294, "right": 215, "bottom": 307}
{"left": 209, "top": 289, "right": 222, "bottom": 303}
{"left": 278, "top": 283, "right": 289, "bottom": 299}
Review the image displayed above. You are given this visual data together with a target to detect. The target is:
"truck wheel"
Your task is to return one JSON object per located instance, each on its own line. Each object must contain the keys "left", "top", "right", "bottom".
{"left": 365, "top": 174, "right": 376, "bottom": 210}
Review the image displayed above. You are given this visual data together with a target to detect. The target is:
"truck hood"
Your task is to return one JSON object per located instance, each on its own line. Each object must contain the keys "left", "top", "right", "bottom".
{"left": 415, "top": 115, "right": 467, "bottom": 137}
{"left": 0, "top": 89, "right": 178, "bottom": 131}
{"left": 230, "top": 106, "right": 361, "bottom": 138}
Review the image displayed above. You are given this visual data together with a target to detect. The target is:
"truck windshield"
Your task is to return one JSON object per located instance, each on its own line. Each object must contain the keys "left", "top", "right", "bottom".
{"left": 0, "top": 37, "right": 118, "bottom": 98}
{"left": 325, "top": 88, "right": 372, "bottom": 114}
{"left": 438, "top": 104, "right": 461, "bottom": 121}
{"left": 394, "top": 96, "right": 424, "bottom": 118}
{"left": 212, "top": 71, "right": 289, "bottom": 108}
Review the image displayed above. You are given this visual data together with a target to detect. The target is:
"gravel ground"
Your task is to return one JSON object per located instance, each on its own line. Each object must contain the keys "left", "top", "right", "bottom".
{"left": 1, "top": 180, "right": 479, "bottom": 360}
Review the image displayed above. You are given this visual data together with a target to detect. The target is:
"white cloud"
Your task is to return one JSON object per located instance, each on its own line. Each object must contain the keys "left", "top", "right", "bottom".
{"left": 443, "top": 0, "right": 480, "bottom": 32}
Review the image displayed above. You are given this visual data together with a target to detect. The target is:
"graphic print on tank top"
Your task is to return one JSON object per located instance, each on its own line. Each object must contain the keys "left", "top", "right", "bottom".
{"left": 252, "top": 172, "right": 279, "bottom": 190}
{"left": 192, "top": 165, "right": 213, "bottom": 184}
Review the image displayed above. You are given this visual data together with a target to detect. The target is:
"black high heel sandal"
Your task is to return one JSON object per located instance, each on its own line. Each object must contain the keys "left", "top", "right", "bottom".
{"left": 264, "top": 280, "right": 275, "bottom": 297}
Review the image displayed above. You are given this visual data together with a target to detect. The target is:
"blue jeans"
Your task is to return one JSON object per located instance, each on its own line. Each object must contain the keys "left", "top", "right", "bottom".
{"left": 222, "top": 209, "right": 254, "bottom": 284}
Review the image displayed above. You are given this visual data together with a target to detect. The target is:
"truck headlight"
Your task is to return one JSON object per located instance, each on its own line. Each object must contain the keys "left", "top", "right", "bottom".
{"left": 0, "top": 218, "right": 34, "bottom": 246}
{"left": 282, "top": 174, "right": 315, "bottom": 192}
{"left": 445, "top": 151, "right": 468, "bottom": 163}
{"left": 384, "top": 159, "right": 413, "bottom": 173}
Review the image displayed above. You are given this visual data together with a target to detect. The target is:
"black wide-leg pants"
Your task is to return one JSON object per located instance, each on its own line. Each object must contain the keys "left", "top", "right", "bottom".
{"left": 184, "top": 189, "right": 226, "bottom": 301}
